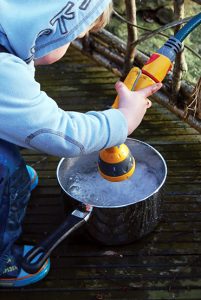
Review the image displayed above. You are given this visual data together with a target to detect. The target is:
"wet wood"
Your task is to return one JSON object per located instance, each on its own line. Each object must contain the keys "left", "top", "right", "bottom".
{"left": 3, "top": 47, "right": 201, "bottom": 299}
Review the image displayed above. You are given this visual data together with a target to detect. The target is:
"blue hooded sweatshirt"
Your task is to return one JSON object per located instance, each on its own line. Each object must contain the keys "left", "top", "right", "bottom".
{"left": 0, "top": 0, "right": 128, "bottom": 157}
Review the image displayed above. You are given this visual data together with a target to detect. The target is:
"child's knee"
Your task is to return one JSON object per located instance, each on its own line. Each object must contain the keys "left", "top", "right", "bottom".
{"left": 0, "top": 140, "right": 31, "bottom": 199}
{"left": 0, "top": 139, "right": 24, "bottom": 176}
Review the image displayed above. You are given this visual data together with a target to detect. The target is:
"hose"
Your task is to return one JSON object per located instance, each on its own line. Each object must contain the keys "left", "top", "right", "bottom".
{"left": 98, "top": 12, "right": 201, "bottom": 182}
{"left": 175, "top": 12, "right": 201, "bottom": 42}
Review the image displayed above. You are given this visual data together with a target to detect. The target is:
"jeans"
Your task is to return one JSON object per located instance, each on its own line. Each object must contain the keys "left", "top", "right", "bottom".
{"left": 0, "top": 139, "right": 31, "bottom": 274}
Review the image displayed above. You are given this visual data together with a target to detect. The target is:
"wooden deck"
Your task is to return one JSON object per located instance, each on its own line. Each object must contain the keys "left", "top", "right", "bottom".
{"left": 2, "top": 46, "right": 201, "bottom": 299}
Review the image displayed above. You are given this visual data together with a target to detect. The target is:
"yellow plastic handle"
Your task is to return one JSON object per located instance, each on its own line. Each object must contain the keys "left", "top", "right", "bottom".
{"left": 112, "top": 53, "right": 172, "bottom": 109}
{"left": 112, "top": 67, "right": 155, "bottom": 109}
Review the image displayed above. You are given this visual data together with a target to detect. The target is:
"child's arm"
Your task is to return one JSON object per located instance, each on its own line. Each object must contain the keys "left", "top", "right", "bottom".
{"left": 0, "top": 55, "right": 161, "bottom": 158}
{"left": 0, "top": 54, "right": 128, "bottom": 157}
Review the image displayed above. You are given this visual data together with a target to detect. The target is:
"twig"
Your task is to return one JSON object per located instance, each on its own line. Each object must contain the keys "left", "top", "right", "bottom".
{"left": 185, "top": 77, "right": 201, "bottom": 118}
{"left": 123, "top": 0, "right": 138, "bottom": 75}
{"left": 130, "top": 18, "right": 192, "bottom": 47}
{"left": 171, "top": 0, "right": 186, "bottom": 104}
{"left": 113, "top": 9, "right": 201, "bottom": 60}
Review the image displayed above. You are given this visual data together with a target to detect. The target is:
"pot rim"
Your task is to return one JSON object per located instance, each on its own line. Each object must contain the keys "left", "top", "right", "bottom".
{"left": 56, "top": 138, "right": 167, "bottom": 208}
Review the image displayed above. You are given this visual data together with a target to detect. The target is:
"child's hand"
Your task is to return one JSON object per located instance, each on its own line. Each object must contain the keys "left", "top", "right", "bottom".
{"left": 115, "top": 81, "right": 162, "bottom": 135}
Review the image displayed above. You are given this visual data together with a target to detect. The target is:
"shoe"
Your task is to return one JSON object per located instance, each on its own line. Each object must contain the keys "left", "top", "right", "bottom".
{"left": 0, "top": 245, "right": 50, "bottom": 288}
{"left": 26, "top": 165, "right": 38, "bottom": 191}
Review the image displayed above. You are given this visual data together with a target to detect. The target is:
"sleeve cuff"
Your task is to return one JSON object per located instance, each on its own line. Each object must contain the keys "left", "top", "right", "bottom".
{"left": 101, "top": 108, "right": 128, "bottom": 148}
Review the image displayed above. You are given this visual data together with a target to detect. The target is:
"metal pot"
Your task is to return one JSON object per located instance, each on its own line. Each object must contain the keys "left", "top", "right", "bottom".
{"left": 59, "top": 138, "right": 167, "bottom": 245}
{"left": 22, "top": 139, "right": 167, "bottom": 274}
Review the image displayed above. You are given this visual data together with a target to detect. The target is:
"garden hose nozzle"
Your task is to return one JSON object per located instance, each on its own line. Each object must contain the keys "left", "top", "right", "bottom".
{"left": 98, "top": 52, "right": 176, "bottom": 182}
{"left": 98, "top": 53, "right": 174, "bottom": 182}
{"left": 98, "top": 144, "right": 135, "bottom": 182}
{"left": 98, "top": 13, "right": 201, "bottom": 182}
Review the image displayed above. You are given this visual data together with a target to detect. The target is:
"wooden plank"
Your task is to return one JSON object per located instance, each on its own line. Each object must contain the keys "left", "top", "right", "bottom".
{"left": 6, "top": 46, "right": 200, "bottom": 299}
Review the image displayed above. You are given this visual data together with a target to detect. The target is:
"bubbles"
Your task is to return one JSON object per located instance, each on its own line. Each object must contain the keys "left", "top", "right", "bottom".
{"left": 65, "top": 160, "right": 160, "bottom": 208}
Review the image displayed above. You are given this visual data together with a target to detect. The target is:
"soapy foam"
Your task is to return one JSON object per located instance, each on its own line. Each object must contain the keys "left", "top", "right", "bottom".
{"left": 65, "top": 161, "right": 160, "bottom": 207}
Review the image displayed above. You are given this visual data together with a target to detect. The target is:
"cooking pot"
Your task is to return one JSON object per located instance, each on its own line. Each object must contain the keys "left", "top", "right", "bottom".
{"left": 22, "top": 139, "right": 167, "bottom": 274}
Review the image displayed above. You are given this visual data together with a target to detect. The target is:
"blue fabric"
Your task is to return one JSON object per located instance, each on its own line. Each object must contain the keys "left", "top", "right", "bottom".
{"left": 0, "top": 0, "right": 128, "bottom": 158}
{"left": 0, "top": 0, "right": 112, "bottom": 61}
{"left": 0, "top": 139, "right": 31, "bottom": 276}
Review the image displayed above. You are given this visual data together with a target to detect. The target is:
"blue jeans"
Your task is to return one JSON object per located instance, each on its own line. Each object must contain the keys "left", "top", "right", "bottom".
{"left": 0, "top": 139, "right": 31, "bottom": 274}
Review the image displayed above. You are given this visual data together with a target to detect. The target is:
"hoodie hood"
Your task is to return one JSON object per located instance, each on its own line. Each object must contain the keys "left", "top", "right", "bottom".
{"left": 0, "top": 0, "right": 111, "bottom": 62}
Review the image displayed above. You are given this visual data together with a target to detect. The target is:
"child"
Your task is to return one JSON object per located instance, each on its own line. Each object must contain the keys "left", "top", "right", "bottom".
{"left": 0, "top": 0, "right": 162, "bottom": 287}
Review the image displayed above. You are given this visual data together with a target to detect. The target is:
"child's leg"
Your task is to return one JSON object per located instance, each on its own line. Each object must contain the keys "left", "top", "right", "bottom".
{"left": 0, "top": 139, "right": 50, "bottom": 287}
{"left": 0, "top": 139, "right": 31, "bottom": 273}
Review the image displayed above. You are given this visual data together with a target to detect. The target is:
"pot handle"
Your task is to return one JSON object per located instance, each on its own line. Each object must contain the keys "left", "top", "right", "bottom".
{"left": 21, "top": 208, "right": 91, "bottom": 274}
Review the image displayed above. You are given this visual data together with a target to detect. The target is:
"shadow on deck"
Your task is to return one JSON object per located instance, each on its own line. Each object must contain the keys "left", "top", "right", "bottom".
{"left": 2, "top": 46, "right": 201, "bottom": 300}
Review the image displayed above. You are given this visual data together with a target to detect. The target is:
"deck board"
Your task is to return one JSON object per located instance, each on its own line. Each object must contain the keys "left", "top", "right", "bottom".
{"left": 2, "top": 46, "right": 201, "bottom": 299}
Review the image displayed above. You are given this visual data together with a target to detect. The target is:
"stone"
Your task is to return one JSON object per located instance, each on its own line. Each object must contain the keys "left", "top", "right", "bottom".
{"left": 156, "top": 7, "right": 174, "bottom": 24}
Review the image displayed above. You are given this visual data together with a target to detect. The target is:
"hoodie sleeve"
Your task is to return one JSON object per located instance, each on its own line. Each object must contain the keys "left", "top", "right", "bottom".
{"left": 0, "top": 54, "right": 128, "bottom": 157}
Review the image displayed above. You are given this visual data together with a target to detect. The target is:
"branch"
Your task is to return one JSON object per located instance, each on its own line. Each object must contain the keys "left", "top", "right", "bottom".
{"left": 171, "top": 0, "right": 186, "bottom": 104}
{"left": 113, "top": 9, "right": 201, "bottom": 59}
{"left": 123, "top": 0, "right": 138, "bottom": 75}
{"left": 131, "top": 17, "right": 192, "bottom": 47}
